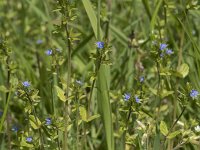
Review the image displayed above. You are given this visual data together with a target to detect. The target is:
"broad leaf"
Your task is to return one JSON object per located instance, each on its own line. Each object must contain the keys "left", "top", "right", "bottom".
{"left": 160, "top": 121, "right": 168, "bottom": 136}
{"left": 54, "top": 86, "right": 66, "bottom": 102}
{"left": 176, "top": 63, "right": 189, "bottom": 78}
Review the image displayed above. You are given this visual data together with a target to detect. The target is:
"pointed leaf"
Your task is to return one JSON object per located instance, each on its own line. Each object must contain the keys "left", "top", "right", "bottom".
{"left": 167, "top": 130, "right": 181, "bottom": 139}
{"left": 87, "top": 114, "right": 101, "bottom": 122}
{"left": 160, "top": 121, "right": 168, "bottom": 136}
{"left": 54, "top": 86, "right": 66, "bottom": 102}
{"left": 29, "top": 115, "right": 41, "bottom": 129}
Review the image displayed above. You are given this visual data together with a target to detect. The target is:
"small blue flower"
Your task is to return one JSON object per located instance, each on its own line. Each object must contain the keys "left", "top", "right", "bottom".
{"left": 36, "top": 39, "right": 43, "bottom": 44}
{"left": 96, "top": 41, "right": 104, "bottom": 49}
{"left": 135, "top": 96, "right": 140, "bottom": 103}
{"left": 11, "top": 125, "right": 19, "bottom": 132}
{"left": 45, "top": 49, "right": 52, "bottom": 56}
{"left": 140, "top": 76, "right": 144, "bottom": 83}
{"left": 160, "top": 53, "right": 164, "bottom": 58}
{"left": 160, "top": 43, "right": 167, "bottom": 50}
{"left": 45, "top": 118, "right": 52, "bottom": 125}
{"left": 190, "top": 89, "right": 199, "bottom": 99}
{"left": 22, "top": 81, "right": 30, "bottom": 87}
{"left": 124, "top": 93, "right": 131, "bottom": 101}
{"left": 0, "top": 111, "right": 3, "bottom": 117}
{"left": 166, "top": 49, "right": 173, "bottom": 55}
{"left": 76, "top": 80, "right": 83, "bottom": 85}
{"left": 26, "top": 136, "right": 33, "bottom": 143}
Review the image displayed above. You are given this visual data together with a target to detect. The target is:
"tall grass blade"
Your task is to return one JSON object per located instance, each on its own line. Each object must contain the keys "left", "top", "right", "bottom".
{"left": 97, "top": 65, "right": 114, "bottom": 150}
{"left": 82, "top": 0, "right": 114, "bottom": 149}
{"left": 150, "top": 0, "right": 163, "bottom": 31}
{"left": 82, "top": 0, "right": 103, "bottom": 39}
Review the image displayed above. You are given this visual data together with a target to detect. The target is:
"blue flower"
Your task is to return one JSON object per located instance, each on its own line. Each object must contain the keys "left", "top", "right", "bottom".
{"left": 135, "top": 96, "right": 140, "bottom": 103}
{"left": 160, "top": 53, "right": 164, "bottom": 58}
{"left": 11, "top": 125, "right": 19, "bottom": 132}
{"left": 160, "top": 43, "right": 167, "bottom": 50}
{"left": 124, "top": 93, "right": 131, "bottom": 101}
{"left": 76, "top": 80, "right": 83, "bottom": 85}
{"left": 166, "top": 49, "right": 173, "bottom": 55}
{"left": 36, "top": 39, "right": 43, "bottom": 44}
{"left": 22, "top": 81, "right": 30, "bottom": 87}
{"left": 140, "top": 76, "right": 144, "bottom": 83}
{"left": 96, "top": 41, "right": 104, "bottom": 49}
{"left": 190, "top": 89, "right": 199, "bottom": 99}
{"left": 45, "top": 49, "right": 52, "bottom": 56}
{"left": 26, "top": 136, "right": 33, "bottom": 143}
{"left": 45, "top": 118, "right": 52, "bottom": 125}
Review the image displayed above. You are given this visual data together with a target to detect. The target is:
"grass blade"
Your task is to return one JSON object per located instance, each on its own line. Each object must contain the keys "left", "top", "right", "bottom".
{"left": 97, "top": 65, "right": 114, "bottom": 150}
{"left": 82, "top": 0, "right": 103, "bottom": 39}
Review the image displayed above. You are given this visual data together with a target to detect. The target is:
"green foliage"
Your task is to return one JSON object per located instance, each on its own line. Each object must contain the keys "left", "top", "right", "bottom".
{"left": 0, "top": 0, "right": 200, "bottom": 150}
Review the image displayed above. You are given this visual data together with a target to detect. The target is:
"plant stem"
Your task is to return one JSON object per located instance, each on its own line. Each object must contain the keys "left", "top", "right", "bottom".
{"left": 56, "top": 128, "right": 61, "bottom": 150}
{"left": 75, "top": 90, "right": 80, "bottom": 150}
{"left": 6, "top": 56, "right": 11, "bottom": 150}
{"left": 25, "top": 91, "right": 44, "bottom": 150}
{"left": 57, "top": 0, "right": 72, "bottom": 149}
{"left": 163, "top": 107, "right": 186, "bottom": 146}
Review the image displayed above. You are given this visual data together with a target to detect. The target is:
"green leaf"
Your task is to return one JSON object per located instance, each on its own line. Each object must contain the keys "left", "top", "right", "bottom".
{"left": 167, "top": 130, "right": 181, "bottom": 139}
{"left": 82, "top": 0, "right": 103, "bottom": 39}
{"left": 87, "top": 114, "right": 101, "bottom": 122}
{"left": 79, "top": 106, "right": 100, "bottom": 122}
{"left": 54, "top": 86, "right": 66, "bottom": 102}
{"left": 0, "top": 85, "right": 7, "bottom": 93}
{"left": 160, "top": 121, "right": 168, "bottom": 136}
{"left": 161, "top": 89, "right": 174, "bottom": 99}
{"left": 20, "top": 140, "right": 34, "bottom": 148}
{"left": 29, "top": 115, "right": 41, "bottom": 129}
{"left": 150, "top": 0, "right": 163, "bottom": 30}
{"left": 79, "top": 106, "right": 87, "bottom": 122}
{"left": 97, "top": 65, "right": 114, "bottom": 150}
{"left": 149, "top": 88, "right": 174, "bottom": 98}
{"left": 176, "top": 63, "right": 189, "bottom": 78}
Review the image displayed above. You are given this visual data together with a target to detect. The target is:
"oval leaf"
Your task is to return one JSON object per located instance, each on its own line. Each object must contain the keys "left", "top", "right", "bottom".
{"left": 176, "top": 63, "right": 189, "bottom": 78}
{"left": 160, "top": 121, "right": 168, "bottom": 136}
{"left": 79, "top": 106, "right": 87, "bottom": 122}
{"left": 54, "top": 86, "right": 66, "bottom": 102}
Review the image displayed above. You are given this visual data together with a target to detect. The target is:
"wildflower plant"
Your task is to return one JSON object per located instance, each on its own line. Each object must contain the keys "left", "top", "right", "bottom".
{"left": 1, "top": 1, "right": 200, "bottom": 150}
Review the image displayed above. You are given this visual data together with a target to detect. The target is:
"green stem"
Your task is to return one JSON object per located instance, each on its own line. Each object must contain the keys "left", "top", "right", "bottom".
{"left": 0, "top": 87, "right": 11, "bottom": 132}
{"left": 76, "top": 92, "right": 80, "bottom": 150}
{"left": 163, "top": 107, "right": 186, "bottom": 146}
{"left": 56, "top": 128, "right": 61, "bottom": 150}
{"left": 25, "top": 91, "right": 44, "bottom": 150}
{"left": 57, "top": 1, "right": 72, "bottom": 149}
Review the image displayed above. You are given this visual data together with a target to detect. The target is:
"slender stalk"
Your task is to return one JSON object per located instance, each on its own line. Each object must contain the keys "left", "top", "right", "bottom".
{"left": 56, "top": 128, "right": 61, "bottom": 150}
{"left": 155, "top": 61, "right": 161, "bottom": 119}
{"left": 75, "top": 90, "right": 80, "bottom": 150}
{"left": 25, "top": 91, "right": 44, "bottom": 150}
{"left": 169, "top": 30, "right": 184, "bottom": 149}
{"left": 163, "top": 107, "right": 186, "bottom": 146}
{"left": 168, "top": 107, "right": 186, "bottom": 135}
{"left": 57, "top": 1, "right": 72, "bottom": 149}
{"left": 6, "top": 56, "right": 11, "bottom": 150}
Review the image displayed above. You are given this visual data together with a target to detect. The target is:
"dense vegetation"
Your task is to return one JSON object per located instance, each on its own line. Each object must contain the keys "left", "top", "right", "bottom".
{"left": 0, "top": 0, "right": 200, "bottom": 149}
